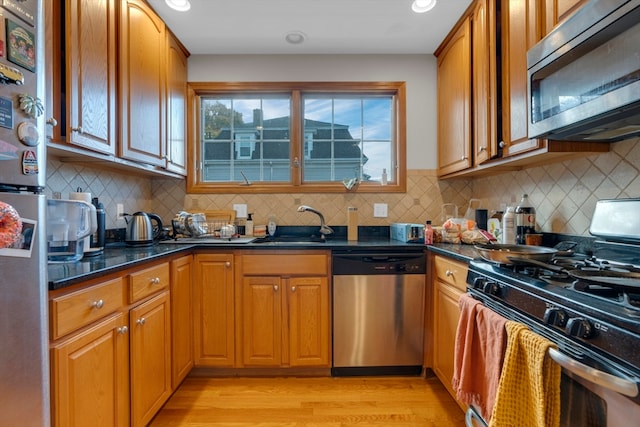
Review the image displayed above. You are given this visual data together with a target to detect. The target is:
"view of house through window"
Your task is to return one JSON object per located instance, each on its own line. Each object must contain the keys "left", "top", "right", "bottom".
{"left": 190, "top": 82, "right": 405, "bottom": 193}
{"left": 201, "top": 96, "right": 292, "bottom": 182}
{"left": 302, "top": 95, "right": 393, "bottom": 183}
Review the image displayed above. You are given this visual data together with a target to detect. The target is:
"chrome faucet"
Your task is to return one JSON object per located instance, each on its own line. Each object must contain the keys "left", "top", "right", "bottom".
{"left": 297, "top": 205, "right": 334, "bottom": 237}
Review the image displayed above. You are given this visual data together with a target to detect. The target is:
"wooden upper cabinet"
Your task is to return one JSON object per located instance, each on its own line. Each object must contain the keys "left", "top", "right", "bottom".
{"left": 119, "top": 0, "right": 166, "bottom": 167}
{"left": 165, "top": 32, "right": 189, "bottom": 175}
{"left": 500, "top": 0, "right": 543, "bottom": 157}
{"left": 472, "top": 0, "right": 498, "bottom": 166}
{"left": 436, "top": 17, "right": 472, "bottom": 176}
{"left": 542, "top": 0, "right": 587, "bottom": 35}
{"left": 47, "top": 0, "right": 117, "bottom": 154}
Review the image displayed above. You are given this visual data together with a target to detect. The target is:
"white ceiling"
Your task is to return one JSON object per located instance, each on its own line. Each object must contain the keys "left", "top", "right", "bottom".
{"left": 146, "top": 0, "right": 473, "bottom": 55}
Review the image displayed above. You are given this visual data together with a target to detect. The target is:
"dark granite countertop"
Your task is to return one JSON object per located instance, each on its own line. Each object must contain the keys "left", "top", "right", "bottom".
{"left": 48, "top": 225, "right": 487, "bottom": 290}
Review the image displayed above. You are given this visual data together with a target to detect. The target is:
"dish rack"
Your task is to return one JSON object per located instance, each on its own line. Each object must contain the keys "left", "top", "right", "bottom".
{"left": 172, "top": 209, "right": 237, "bottom": 238}
{"left": 188, "top": 219, "right": 229, "bottom": 238}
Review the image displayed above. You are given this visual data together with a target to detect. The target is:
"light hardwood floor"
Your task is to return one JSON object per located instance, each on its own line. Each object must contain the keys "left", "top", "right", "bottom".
{"left": 149, "top": 375, "right": 466, "bottom": 426}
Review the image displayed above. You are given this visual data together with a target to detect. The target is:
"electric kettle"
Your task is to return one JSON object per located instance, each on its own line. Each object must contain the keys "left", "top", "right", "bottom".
{"left": 123, "top": 211, "right": 163, "bottom": 246}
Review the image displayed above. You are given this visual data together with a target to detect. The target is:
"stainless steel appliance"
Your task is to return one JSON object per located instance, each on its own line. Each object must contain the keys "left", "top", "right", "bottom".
{"left": 464, "top": 199, "right": 640, "bottom": 426}
{"left": 527, "top": 0, "right": 640, "bottom": 141}
{"left": 0, "top": 1, "right": 49, "bottom": 425}
{"left": 123, "top": 211, "right": 164, "bottom": 246}
{"left": 331, "top": 250, "right": 425, "bottom": 376}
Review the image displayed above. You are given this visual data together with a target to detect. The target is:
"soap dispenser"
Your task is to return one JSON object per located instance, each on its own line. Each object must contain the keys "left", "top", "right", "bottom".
{"left": 267, "top": 214, "right": 277, "bottom": 237}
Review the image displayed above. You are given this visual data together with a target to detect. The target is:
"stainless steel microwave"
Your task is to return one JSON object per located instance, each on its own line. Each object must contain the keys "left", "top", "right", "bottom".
{"left": 527, "top": 0, "right": 640, "bottom": 141}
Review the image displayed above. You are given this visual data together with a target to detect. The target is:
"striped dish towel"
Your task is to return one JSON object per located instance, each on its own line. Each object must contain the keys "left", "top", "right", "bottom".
{"left": 489, "top": 321, "right": 561, "bottom": 427}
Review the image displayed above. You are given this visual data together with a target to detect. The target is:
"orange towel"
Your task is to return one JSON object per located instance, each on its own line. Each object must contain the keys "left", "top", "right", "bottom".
{"left": 489, "top": 321, "right": 561, "bottom": 427}
{"left": 452, "top": 293, "right": 508, "bottom": 420}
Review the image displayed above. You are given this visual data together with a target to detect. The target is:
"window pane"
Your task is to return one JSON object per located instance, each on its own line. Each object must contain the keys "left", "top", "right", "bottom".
{"left": 200, "top": 96, "right": 291, "bottom": 183}
{"left": 302, "top": 94, "right": 394, "bottom": 183}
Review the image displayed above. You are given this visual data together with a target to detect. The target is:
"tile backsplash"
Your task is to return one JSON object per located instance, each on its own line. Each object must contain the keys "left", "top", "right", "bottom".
{"left": 46, "top": 137, "right": 640, "bottom": 236}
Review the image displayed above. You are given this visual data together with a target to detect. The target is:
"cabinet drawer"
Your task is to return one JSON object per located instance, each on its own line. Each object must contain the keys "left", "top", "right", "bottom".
{"left": 129, "top": 262, "right": 170, "bottom": 303}
{"left": 50, "top": 277, "right": 125, "bottom": 340}
{"left": 241, "top": 253, "right": 328, "bottom": 276}
{"left": 434, "top": 256, "right": 468, "bottom": 292}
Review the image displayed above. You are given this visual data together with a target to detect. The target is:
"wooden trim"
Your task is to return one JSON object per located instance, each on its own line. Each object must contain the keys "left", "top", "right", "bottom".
{"left": 186, "top": 82, "right": 407, "bottom": 194}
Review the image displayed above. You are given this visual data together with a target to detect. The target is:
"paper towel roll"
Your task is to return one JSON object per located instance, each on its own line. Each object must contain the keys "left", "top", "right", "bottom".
{"left": 69, "top": 191, "right": 92, "bottom": 204}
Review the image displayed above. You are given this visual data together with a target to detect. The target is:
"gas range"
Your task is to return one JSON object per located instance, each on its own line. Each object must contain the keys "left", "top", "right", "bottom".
{"left": 464, "top": 199, "right": 640, "bottom": 420}
{"left": 466, "top": 236, "right": 640, "bottom": 397}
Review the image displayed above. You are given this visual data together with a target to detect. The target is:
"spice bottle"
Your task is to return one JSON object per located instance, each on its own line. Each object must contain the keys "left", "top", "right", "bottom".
{"left": 515, "top": 194, "right": 536, "bottom": 244}
{"left": 424, "top": 220, "right": 434, "bottom": 245}
{"left": 502, "top": 206, "right": 516, "bottom": 244}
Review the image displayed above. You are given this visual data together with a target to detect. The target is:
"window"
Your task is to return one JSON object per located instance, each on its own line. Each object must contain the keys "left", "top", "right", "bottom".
{"left": 187, "top": 82, "right": 406, "bottom": 193}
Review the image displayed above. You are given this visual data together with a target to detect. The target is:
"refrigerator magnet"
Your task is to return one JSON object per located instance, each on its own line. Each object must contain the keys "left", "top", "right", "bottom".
{"left": 6, "top": 18, "right": 34, "bottom": 72}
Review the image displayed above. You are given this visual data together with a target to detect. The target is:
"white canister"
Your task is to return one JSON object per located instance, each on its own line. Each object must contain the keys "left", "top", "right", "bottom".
{"left": 502, "top": 206, "right": 516, "bottom": 244}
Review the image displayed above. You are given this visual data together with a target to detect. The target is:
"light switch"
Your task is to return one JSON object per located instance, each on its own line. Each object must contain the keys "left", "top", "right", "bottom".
{"left": 233, "top": 204, "right": 248, "bottom": 218}
{"left": 373, "top": 203, "right": 388, "bottom": 217}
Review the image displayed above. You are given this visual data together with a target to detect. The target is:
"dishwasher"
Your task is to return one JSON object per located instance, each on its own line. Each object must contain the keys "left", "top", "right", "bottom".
{"left": 331, "top": 250, "right": 426, "bottom": 376}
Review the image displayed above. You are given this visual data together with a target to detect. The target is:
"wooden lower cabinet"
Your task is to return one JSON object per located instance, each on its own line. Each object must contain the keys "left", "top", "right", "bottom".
{"left": 288, "top": 276, "right": 330, "bottom": 367}
{"left": 170, "top": 255, "right": 193, "bottom": 387}
{"left": 50, "top": 259, "right": 176, "bottom": 427}
{"left": 239, "top": 252, "right": 330, "bottom": 368}
{"left": 130, "top": 291, "right": 172, "bottom": 427}
{"left": 193, "top": 253, "right": 235, "bottom": 367}
{"left": 431, "top": 255, "right": 468, "bottom": 403}
{"left": 50, "top": 313, "right": 129, "bottom": 427}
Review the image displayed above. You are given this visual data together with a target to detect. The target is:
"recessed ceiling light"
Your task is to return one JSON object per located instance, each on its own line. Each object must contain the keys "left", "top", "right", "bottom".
{"left": 412, "top": 0, "right": 436, "bottom": 13}
{"left": 285, "top": 31, "right": 306, "bottom": 45}
{"left": 166, "top": 0, "right": 191, "bottom": 12}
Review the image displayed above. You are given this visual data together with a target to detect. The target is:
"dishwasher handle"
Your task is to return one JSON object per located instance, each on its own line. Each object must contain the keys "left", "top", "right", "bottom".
{"left": 332, "top": 251, "right": 426, "bottom": 275}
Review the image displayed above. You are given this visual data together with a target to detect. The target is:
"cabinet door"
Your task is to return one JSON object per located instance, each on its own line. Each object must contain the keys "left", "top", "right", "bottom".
{"left": 170, "top": 255, "right": 193, "bottom": 387}
{"left": 193, "top": 253, "right": 235, "bottom": 367}
{"left": 65, "top": 0, "right": 117, "bottom": 154}
{"left": 51, "top": 313, "right": 129, "bottom": 427}
{"left": 500, "top": 0, "right": 543, "bottom": 156}
{"left": 288, "top": 277, "right": 330, "bottom": 367}
{"left": 472, "top": 0, "right": 498, "bottom": 165}
{"left": 119, "top": 0, "right": 166, "bottom": 166}
{"left": 130, "top": 291, "right": 171, "bottom": 427}
{"left": 543, "top": 0, "right": 586, "bottom": 35}
{"left": 437, "top": 17, "right": 472, "bottom": 176}
{"left": 241, "top": 276, "right": 282, "bottom": 367}
{"left": 433, "top": 280, "right": 464, "bottom": 400}
{"left": 165, "top": 32, "right": 188, "bottom": 175}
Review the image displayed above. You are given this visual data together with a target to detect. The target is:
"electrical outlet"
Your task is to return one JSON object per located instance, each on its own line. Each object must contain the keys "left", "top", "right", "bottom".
{"left": 233, "top": 203, "right": 248, "bottom": 218}
{"left": 373, "top": 203, "right": 388, "bottom": 218}
{"left": 116, "top": 203, "right": 125, "bottom": 223}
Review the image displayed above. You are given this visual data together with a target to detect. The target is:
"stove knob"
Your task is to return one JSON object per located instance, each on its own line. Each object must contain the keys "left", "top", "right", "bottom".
{"left": 472, "top": 277, "right": 485, "bottom": 290}
{"left": 543, "top": 307, "right": 568, "bottom": 327}
{"left": 566, "top": 317, "right": 594, "bottom": 339}
{"left": 482, "top": 281, "right": 500, "bottom": 296}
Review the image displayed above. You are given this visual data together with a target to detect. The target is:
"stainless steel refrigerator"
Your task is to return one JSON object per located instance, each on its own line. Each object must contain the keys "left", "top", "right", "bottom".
{"left": 0, "top": 0, "right": 49, "bottom": 425}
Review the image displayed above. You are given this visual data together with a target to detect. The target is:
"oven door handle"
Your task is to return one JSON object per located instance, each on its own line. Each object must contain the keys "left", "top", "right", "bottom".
{"left": 548, "top": 347, "right": 639, "bottom": 397}
{"left": 465, "top": 405, "right": 488, "bottom": 427}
